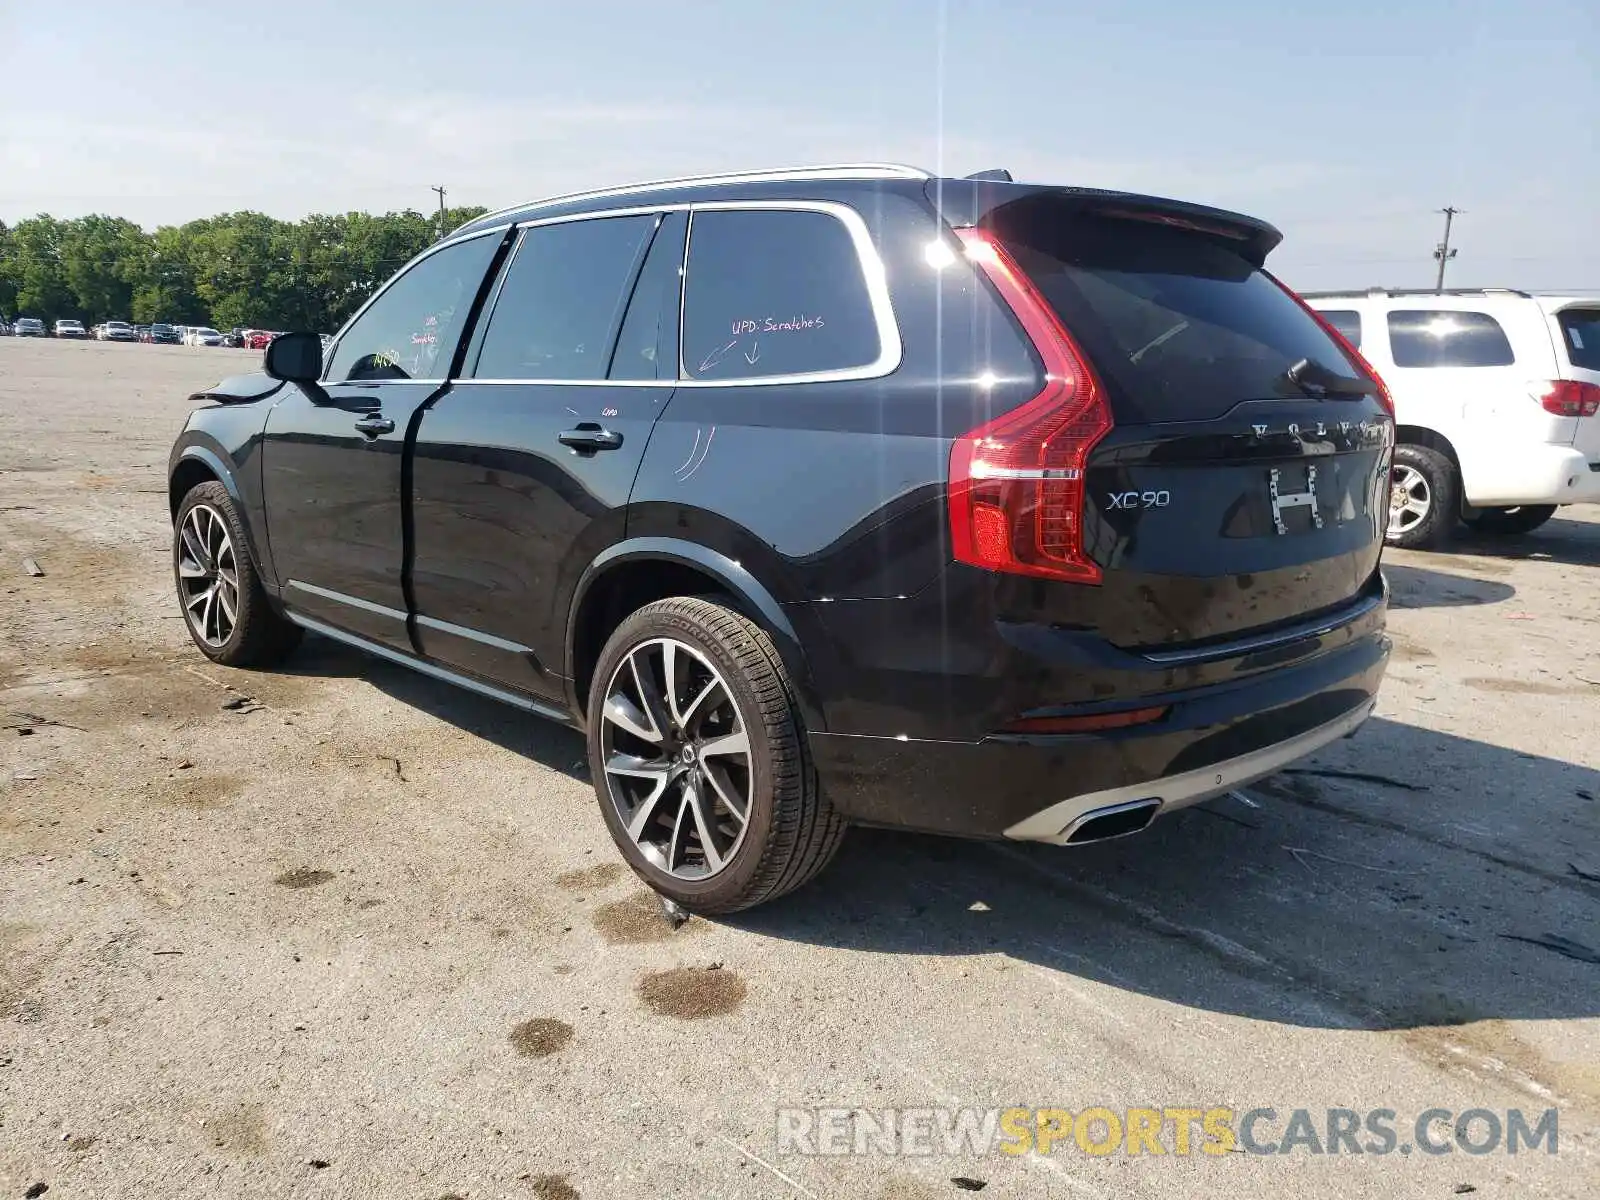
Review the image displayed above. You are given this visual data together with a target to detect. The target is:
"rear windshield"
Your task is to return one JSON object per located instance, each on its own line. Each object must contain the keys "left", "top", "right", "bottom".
{"left": 1557, "top": 308, "right": 1600, "bottom": 372}
{"left": 997, "top": 213, "right": 1363, "bottom": 422}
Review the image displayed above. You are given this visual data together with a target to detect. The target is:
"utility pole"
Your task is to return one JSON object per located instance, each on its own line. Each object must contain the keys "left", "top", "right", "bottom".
{"left": 431, "top": 185, "right": 448, "bottom": 240}
{"left": 1433, "top": 206, "right": 1461, "bottom": 294}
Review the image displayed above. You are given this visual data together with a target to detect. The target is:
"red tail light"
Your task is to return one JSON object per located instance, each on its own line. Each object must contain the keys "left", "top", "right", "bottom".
{"left": 1264, "top": 271, "right": 1394, "bottom": 417}
{"left": 949, "top": 228, "right": 1113, "bottom": 585}
{"left": 1535, "top": 380, "right": 1600, "bottom": 417}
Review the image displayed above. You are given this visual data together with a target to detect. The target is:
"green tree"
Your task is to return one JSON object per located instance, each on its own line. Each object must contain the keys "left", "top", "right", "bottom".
{"left": 59, "top": 215, "right": 152, "bottom": 323}
{"left": 132, "top": 225, "right": 203, "bottom": 325}
{"left": 5, "top": 216, "right": 73, "bottom": 322}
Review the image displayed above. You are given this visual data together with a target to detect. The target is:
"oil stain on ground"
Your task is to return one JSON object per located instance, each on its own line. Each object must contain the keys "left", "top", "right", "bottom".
{"left": 637, "top": 967, "right": 746, "bottom": 1019}
{"left": 206, "top": 1103, "right": 269, "bottom": 1155}
{"left": 593, "top": 891, "right": 697, "bottom": 944}
{"left": 556, "top": 862, "right": 625, "bottom": 891}
{"left": 529, "top": 1175, "right": 580, "bottom": 1200}
{"left": 275, "top": 868, "right": 335, "bottom": 889}
{"left": 509, "top": 1017, "right": 574, "bottom": 1058}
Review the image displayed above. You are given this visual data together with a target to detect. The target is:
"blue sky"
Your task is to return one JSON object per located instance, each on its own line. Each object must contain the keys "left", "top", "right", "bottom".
{"left": 2, "top": 0, "right": 1594, "bottom": 291}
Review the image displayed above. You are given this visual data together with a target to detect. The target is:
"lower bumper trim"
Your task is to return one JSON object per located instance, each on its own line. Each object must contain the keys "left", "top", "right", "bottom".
{"left": 1002, "top": 698, "right": 1376, "bottom": 844}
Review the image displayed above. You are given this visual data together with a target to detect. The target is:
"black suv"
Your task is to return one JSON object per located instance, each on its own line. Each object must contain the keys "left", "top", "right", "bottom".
{"left": 167, "top": 164, "right": 1393, "bottom": 912}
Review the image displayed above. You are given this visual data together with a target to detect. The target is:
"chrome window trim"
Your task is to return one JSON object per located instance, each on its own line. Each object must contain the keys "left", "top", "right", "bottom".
{"left": 321, "top": 224, "right": 513, "bottom": 383}
{"left": 457, "top": 200, "right": 901, "bottom": 388}
{"left": 468, "top": 163, "right": 929, "bottom": 229}
{"left": 678, "top": 201, "right": 901, "bottom": 386}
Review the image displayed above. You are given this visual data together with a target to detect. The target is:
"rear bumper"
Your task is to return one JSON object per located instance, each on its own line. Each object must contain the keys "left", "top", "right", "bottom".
{"left": 810, "top": 627, "right": 1388, "bottom": 840}
{"left": 1003, "top": 697, "right": 1372, "bottom": 843}
{"left": 1462, "top": 443, "right": 1600, "bottom": 506}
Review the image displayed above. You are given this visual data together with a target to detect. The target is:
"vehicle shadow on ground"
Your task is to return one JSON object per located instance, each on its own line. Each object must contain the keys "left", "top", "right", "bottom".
{"left": 736, "top": 716, "right": 1600, "bottom": 1033}
{"left": 1382, "top": 561, "right": 1515, "bottom": 608}
{"left": 1443, "top": 516, "right": 1600, "bottom": 569}
{"left": 272, "top": 639, "right": 1599, "bottom": 1035}
{"left": 277, "top": 635, "right": 590, "bottom": 781}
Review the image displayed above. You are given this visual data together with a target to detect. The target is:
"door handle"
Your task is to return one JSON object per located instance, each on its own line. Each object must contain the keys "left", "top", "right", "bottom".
{"left": 354, "top": 413, "right": 395, "bottom": 437}
{"left": 558, "top": 423, "right": 624, "bottom": 454}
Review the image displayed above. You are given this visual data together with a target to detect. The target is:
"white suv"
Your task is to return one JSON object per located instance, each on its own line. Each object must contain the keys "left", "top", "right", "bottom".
{"left": 1306, "top": 289, "right": 1600, "bottom": 548}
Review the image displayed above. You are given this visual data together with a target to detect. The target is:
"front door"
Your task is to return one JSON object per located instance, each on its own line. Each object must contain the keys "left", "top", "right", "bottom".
{"left": 260, "top": 229, "right": 506, "bottom": 648}
{"left": 409, "top": 211, "right": 685, "bottom": 698}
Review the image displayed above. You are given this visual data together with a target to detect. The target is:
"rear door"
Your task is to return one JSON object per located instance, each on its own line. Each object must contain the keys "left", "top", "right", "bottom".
{"left": 989, "top": 205, "right": 1393, "bottom": 648}
{"left": 261, "top": 229, "right": 505, "bottom": 648}
{"left": 407, "top": 211, "right": 683, "bottom": 699}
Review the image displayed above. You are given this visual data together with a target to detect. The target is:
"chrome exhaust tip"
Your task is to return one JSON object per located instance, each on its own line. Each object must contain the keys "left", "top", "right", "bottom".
{"left": 1061, "top": 798, "right": 1162, "bottom": 845}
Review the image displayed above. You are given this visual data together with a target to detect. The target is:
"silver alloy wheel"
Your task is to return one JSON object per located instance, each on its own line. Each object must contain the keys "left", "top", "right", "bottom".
{"left": 1388, "top": 464, "right": 1431, "bottom": 538}
{"left": 177, "top": 503, "right": 240, "bottom": 647}
{"left": 599, "top": 637, "right": 752, "bottom": 881}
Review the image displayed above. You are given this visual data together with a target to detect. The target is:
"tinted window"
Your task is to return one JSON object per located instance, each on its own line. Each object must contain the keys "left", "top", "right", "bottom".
{"left": 327, "top": 233, "right": 499, "bottom": 382}
{"left": 1557, "top": 308, "right": 1600, "bottom": 372}
{"left": 473, "top": 216, "right": 655, "bottom": 381}
{"left": 681, "top": 208, "right": 880, "bottom": 380}
{"left": 1319, "top": 309, "right": 1362, "bottom": 347}
{"left": 1386, "top": 310, "right": 1514, "bottom": 368}
{"left": 1000, "top": 213, "right": 1365, "bottom": 421}
{"left": 610, "top": 212, "right": 685, "bottom": 381}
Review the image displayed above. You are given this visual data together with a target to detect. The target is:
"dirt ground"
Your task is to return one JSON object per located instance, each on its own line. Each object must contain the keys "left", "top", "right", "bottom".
{"left": 1, "top": 337, "right": 1597, "bottom": 1199}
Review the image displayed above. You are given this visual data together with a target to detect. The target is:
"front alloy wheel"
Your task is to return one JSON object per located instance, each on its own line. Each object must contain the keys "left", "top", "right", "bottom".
{"left": 177, "top": 502, "right": 240, "bottom": 648}
{"left": 600, "top": 637, "right": 752, "bottom": 880}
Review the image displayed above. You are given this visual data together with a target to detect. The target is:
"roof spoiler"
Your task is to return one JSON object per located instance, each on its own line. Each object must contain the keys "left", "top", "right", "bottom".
{"left": 928, "top": 180, "right": 1283, "bottom": 267}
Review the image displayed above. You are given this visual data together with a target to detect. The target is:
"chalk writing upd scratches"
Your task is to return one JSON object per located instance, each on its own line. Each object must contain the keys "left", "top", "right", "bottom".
{"left": 730, "top": 314, "right": 826, "bottom": 335}
{"left": 702, "top": 314, "right": 828, "bottom": 373}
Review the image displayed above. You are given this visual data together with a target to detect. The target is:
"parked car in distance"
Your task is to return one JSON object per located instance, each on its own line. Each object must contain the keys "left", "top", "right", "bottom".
{"left": 13, "top": 317, "right": 46, "bottom": 337}
{"left": 55, "top": 319, "right": 89, "bottom": 339}
{"left": 148, "top": 323, "right": 183, "bottom": 345}
{"left": 167, "top": 163, "right": 1394, "bottom": 912}
{"left": 134, "top": 325, "right": 152, "bottom": 341}
{"left": 0, "top": 318, "right": 12, "bottom": 336}
{"left": 245, "top": 329, "right": 279, "bottom": 350}
{"left": 102, "top": 320, "right": 138, "bottom": 343}
{"left": 1306, "top": 288, "right": 1600, "bottom": 547}
{"left": 187, "top": 327, "right": 223, "bottom": 347}
{"left": 221, "top": 328, "right": 246, "bottom": 348}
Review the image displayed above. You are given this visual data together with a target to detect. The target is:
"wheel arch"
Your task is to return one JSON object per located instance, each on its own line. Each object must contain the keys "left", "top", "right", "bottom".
{"left": 169, "top": 444, "right": 243, "bottom": 518}
{"left": 1393, "top": 424, "right": 1461, "bottom": 472}
{"left": 566, "top": 539, "right": 826, "bottom": 733}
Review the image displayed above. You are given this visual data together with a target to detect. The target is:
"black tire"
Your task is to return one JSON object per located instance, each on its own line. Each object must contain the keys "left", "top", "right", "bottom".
{"left": 172, "top": 480, "right": 301, "bottom": 667}
{"left": 586, "top": 596, "right": 846, "bottom": 914}
{"left": 1386, "top": 444, "right": 1459, "bottom": 550}
{"left": 1462, "top": 504, "right": 1557, "bottom": 536}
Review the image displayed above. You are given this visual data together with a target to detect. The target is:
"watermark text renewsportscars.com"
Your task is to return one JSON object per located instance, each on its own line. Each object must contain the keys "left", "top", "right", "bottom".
{"left": 775, "top": 1106, "right": 1558, "bottom": 1158}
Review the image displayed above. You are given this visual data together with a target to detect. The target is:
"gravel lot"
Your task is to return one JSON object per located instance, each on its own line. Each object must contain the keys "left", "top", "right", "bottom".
{"left": 1, "top": 337, "right": 1597, "bottom": 1199}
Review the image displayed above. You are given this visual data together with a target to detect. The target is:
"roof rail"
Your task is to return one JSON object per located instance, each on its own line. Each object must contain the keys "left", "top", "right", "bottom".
{"left": 467, "top": 163, "right": 932, "bottom": 227}
{"left": 1298, "top": 287, "right": 1533, "bottom": 299}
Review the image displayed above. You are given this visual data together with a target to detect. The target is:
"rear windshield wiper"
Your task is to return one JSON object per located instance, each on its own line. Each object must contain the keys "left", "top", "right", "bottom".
{"left": 1281, "top": 357, "right": 1376, "bottom": 398}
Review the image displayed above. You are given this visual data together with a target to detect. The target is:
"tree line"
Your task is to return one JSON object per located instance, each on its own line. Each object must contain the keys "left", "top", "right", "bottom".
{"left": 0, "top": 206, "right": 489, "bottom": 333}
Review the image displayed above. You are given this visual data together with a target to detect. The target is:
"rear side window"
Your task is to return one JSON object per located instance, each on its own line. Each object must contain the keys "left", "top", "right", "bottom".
{"left": 1386, "top": 310, "right": 1514, "bottom": 368}
{"left": 1557, "top": 308, "right": 1600, "bottom": 371}
{"left": 681, "top": 208, "right": 880, "bottom": 381}
{"left": 1320, "top": 309, "right": 1362, "bottom": 348}
{"left": 473, "top": 215, "right": 656, "bottom": 381}
{"left": 997, "top": 213, "right": 1365, "bottom": 422}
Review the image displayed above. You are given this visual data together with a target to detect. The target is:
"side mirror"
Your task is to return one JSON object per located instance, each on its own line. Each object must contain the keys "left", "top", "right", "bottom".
{"left": 263, "top": 331, "right": 324, "bottom": 383}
